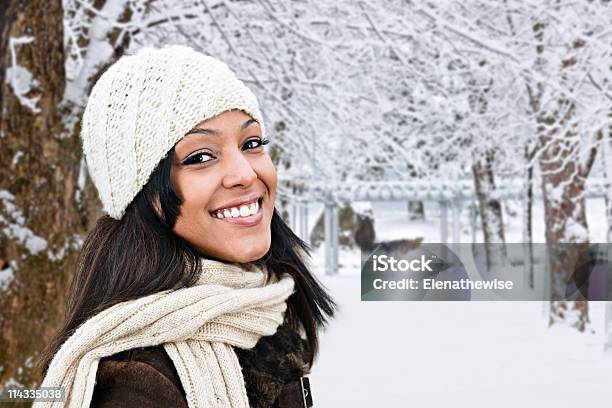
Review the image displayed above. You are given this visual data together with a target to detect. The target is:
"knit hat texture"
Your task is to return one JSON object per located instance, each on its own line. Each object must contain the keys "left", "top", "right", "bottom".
{"left": 80, "top": 45, "right": 265, "bottom": 220}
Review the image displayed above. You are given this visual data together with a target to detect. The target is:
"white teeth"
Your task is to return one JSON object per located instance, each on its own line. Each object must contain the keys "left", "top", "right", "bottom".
{"left": 214, "top": 199, "right": 260, "bottom": 219}
{"left": 239, "top": 205, "right": 250, "bottom": 217}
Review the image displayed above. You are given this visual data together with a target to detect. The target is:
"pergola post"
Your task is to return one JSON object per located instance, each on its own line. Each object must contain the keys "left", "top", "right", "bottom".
{"left": 300, "top": 202, "right": 309, "bottom": 244}
{"left": 331, "top": 204, "right": 339, "bottom": 274}
{"left": 452, "top": 200, "right": 460, "bottom": 243}
{"left": 470, "top": 202, "right": 478, "bottom": 243}
{"left": 291, "top": 201, "right": 297, "bottom": 232}
{"left": 324, "top": 196, "right": 334, "bottom": 275}
{"left": 440, "top": 200, "right": 448, "bottom": 243}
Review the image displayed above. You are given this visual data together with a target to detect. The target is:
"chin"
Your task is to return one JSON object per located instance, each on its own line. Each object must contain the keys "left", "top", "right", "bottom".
{"left": 228, "top": 242, "right": 270, "bottom": 264}
{"left": 224, "top": 254, "right": 260, "bottom": 264}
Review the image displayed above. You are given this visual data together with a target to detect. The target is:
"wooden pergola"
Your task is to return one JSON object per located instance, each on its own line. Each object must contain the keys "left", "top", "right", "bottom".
{"left": 277, "top": 178, "right": 609, "bottom": 275}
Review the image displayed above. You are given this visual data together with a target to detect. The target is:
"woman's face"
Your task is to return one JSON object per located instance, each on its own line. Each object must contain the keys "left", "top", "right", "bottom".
{"left": 170, "top": 109, "right": 276, "bottom": 263}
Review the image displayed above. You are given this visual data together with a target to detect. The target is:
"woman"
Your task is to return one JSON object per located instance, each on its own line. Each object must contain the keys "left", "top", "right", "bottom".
{"left": 36, "top": 45, "right": 337, "bottom": 408}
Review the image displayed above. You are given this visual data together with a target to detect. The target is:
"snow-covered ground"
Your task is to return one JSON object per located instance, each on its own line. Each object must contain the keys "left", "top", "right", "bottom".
{"left": 306, "top": 200, "right": 612, "bottom": 407}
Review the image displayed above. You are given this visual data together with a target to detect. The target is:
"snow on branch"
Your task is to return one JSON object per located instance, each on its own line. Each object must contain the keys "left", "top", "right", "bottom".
{"left": 5, "top": 36, "right": 40, "bottom": 113}
{"left": 0, "top": 190, "right": 47, "bottom": 256}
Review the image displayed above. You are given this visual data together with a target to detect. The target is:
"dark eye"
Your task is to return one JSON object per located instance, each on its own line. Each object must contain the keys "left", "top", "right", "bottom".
{"left": 183, "top": 152, "right": 214, "bottom": 165}
{"left": 242, "top": 137, "right": 269, "bottom": 151}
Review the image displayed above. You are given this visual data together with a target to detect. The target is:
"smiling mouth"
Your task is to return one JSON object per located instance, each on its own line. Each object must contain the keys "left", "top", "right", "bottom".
{"left": 210, "top": 197, "right": 263, "bottom": 220}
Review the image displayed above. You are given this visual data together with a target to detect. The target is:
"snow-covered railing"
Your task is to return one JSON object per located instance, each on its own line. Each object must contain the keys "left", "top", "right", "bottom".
{"left": 278, "top": 177, "right": 610, "bottom": 203}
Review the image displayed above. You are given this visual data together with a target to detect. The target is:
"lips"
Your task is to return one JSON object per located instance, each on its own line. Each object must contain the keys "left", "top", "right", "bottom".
{"left": 210, "top": 195, "right": 263, "bottom": 217}
{"left": 210, "top": 196, "right": 264, "bottom": 226}
{"left": 209, "top": 193, "right": 263, "bottom": 214}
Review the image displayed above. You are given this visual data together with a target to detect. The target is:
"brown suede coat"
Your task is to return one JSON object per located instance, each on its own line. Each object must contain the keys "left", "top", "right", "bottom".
{"left": 90, "top": 321, "right": 312, "bottom": 408}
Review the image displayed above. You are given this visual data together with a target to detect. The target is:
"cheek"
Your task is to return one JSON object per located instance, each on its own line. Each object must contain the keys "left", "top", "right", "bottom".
{"left": 171, "top": 184, "right": 219, "bottom": 250}
{"left": 173, "top": 172, "right": 217, "bottom": 221}
{"left": 257, "top": 155, "right": 277, "bottom": 199}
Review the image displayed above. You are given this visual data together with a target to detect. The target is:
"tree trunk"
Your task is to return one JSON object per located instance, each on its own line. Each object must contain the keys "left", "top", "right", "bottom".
{"left": 472, "top": 149, "right": 506, "bottom": 271}
{"left": 529, "top": 19, "right": 596, "bottom": 332}
{"left": 601, "top": 122, "right": 612, "bottom": 351}
{"left": 523, "top": 145, "right": 535, "bottom": 289}
{"left": 0, "top": 0, "right": 130, "bottom": 389}
{"left": 405, "top": 162, "right": 425, "bottom": 220}
{"left": 0, "top": 0, "right": 78, "bottom": 389}
{"left": 538, "top": 101, "right": 591, "bottom": 332}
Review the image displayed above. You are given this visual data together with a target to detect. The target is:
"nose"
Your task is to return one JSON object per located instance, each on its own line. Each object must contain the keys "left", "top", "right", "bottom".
{"left": 222, "top": 149, "right": 257, "bottom": 189}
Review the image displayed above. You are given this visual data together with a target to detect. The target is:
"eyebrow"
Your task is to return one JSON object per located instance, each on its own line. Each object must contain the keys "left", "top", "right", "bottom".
{"left": 185, "top": 118, "right": 259, "bottom": 136}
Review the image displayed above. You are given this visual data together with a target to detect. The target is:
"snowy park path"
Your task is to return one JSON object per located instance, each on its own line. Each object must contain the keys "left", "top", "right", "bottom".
{"left": 309, "top": 275, "right": 612, "bottom": 407}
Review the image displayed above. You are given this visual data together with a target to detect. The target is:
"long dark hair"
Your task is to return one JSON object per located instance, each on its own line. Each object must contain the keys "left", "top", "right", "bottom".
{"left": 37, "top": 147, "right": 337, "bottom": 376}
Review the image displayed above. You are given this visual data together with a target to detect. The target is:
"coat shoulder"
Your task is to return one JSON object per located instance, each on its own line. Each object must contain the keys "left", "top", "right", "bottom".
{"left": 91, "top": 345, "right": 187, "bottom": 408}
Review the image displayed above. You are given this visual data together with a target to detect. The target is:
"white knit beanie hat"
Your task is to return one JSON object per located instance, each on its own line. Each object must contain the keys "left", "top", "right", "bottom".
{"left": 80, "top": 45, "right": 266, "bottom": 220}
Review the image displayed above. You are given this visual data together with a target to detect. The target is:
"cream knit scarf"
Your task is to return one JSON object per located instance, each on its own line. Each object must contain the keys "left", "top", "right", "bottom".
{"left": 34, "top": 258, "right": 295, "bottom": 408}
